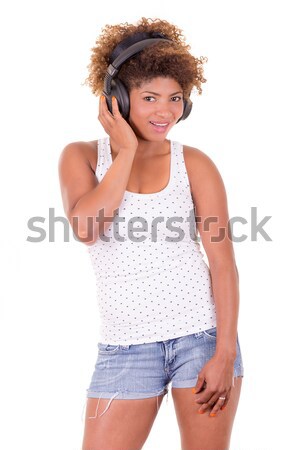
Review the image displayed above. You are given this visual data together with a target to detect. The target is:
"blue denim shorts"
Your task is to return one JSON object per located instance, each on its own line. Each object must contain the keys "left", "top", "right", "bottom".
{"left": 86, "top": 327, "right": 244, "bottom": 402}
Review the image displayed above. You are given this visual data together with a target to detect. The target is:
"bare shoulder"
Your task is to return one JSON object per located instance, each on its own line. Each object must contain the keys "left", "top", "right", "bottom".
{"left": 182, "top": 145, "right": 233, "bottom": 265}
{"left": 58, "top": 139, "right": 98, "bottom": 172}
{"left": 58, "top": 139, "right": 99, "bottom": 222}
{"left": 182, "top": 144, "right": 224, "bottom": 193}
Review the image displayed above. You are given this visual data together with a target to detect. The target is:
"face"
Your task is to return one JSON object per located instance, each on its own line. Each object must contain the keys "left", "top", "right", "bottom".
{"left": 128, "top": 77, "right": 184, "bottom": 141}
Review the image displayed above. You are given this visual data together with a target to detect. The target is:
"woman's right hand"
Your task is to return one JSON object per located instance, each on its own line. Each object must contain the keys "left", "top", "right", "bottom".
{"left": 98, "top": 95, "right": 138, "bottom": 154}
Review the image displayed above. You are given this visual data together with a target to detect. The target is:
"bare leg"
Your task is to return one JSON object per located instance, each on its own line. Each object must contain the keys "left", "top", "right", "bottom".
{"left": 172, "top": 376, "right": 243, "bottom": 450}
{"left": 82, "top": 394, "right": 165, "bottom": 450}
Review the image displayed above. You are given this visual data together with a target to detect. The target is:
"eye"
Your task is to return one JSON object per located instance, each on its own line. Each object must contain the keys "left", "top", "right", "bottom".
{"left": 171, "top": 96, "right": 183, "bottom": 102}
{"left": 143, "top": 96, "right": 156, "bottom": 102}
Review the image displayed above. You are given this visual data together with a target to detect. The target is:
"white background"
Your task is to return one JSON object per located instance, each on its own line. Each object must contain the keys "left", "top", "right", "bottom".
{"left": 0, "top": 0, "right": 299, "bottom": 449}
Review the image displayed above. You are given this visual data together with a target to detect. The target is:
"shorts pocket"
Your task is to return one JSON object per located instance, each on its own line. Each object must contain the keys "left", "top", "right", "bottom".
{"left": 98, "top": 343, "right": 121, "bottom": 354}
{"left": 202, "top": 327, "right": 217, "bottom": 339}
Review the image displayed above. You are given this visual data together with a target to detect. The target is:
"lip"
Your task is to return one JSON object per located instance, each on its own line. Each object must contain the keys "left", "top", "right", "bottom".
{"left": 150, "top": 121, "right": 171, "bottom": 125}
{"left": 149, "top": 121, "right": 171, "bottom": 133}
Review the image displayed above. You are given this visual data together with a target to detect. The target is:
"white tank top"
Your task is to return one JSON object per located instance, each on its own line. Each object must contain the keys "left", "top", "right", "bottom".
{"left": 87, "top": 136, "right": 217, "bottom": 345}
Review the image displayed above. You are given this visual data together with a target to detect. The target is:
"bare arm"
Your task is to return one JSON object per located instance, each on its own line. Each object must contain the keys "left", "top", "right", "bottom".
{"left": 58, "top": 96, "right": 138, "bottom": 245}
{"left": 187, "top": 147, "right": 239, "bottom": 359}
{"left": 186, "top": 146, "right": 240, "bottom": 414}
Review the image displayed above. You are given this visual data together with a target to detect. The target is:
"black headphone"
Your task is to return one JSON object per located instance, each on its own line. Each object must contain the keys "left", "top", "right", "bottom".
{"left": 103, "top": 32, "right": 193, "bottom": 123}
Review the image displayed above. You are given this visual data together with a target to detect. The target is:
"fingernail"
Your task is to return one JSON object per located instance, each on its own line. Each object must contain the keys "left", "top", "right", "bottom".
{"left": 101, "top": 95, "right": 104, "bottom": 100}
{"left": 221, "top": 405, "right": 226, "bottom": 410}
{"left": 210, "top": 413, "right": 217, "bottom": 417}
{"left": 197, "top": 410, "right": 205, "bottom": 414}
{"left": 192, "top": 387, "right": 196, "bottom": 393}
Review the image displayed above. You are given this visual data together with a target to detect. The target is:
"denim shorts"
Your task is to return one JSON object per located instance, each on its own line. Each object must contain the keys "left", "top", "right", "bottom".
{"left": 85, "top": 327, "right": 244, "bottom": 405}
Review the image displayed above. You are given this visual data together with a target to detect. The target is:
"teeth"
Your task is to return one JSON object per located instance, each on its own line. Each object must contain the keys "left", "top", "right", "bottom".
{"left": 151, "top": 122, "right": 168, "bottom": 127}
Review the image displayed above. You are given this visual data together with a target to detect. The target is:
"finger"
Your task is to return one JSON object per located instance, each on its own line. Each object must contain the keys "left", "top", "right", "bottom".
{"left": 98, "top": 95, "right": 106, "bottom": 120}
{"left": 194, "top": 385, "right": 225, "bottom": 406}
{"left": 196, "top": 389, "right": 221, "bottom": 411}
{"left": 221, "top": 388, "right": 231, "bottom": 411}
{"left": 197, "top": 390, "right": 226, "bottom": 415}
{"left": 195, "top": 391, "right": 214, "bottom": 404}
{"left": 193, "top": 376, "right": 206, "bottom": 394}
{"left": 207, "top": 393, "right": 227, "bottom": 416}
{"left": 194, "top": 389, "right": 216, "bottom": 413}
{"left": 111, "top": 96, "right": 121, "bottom": 118}
{"left": 197, "top": 401, "right": 210, "bottom": 414}
{"left": 209, "top": 386, "right": 232, "bottom": 415}
{"left": 98, "top": 95, "right": 103, "bottom": 111}
{"left": 99, "top": 95, "right": 114, "bottom": 124}
{"left": 99, "top": 94, "right": 107, "bottom": 112}
{"left": 194, "top": 380, "right": 212, "bottom": 405}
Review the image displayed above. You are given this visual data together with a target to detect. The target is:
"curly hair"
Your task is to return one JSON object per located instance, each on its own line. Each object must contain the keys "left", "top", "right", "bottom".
{"left": 84, "top": 17, "right": 208, "bottom": 99}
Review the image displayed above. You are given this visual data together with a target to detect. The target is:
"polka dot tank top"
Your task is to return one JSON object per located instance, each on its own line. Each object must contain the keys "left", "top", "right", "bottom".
{"left": 87, "top": 136, "right": 217, "bottom": 345}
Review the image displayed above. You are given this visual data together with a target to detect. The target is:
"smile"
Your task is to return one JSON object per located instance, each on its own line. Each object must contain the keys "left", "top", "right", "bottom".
{"left": 149, "top": 121, "right": 171, "bottom": 132}
{"left": 150, "top": 121, "right": 169, "bottom": 127}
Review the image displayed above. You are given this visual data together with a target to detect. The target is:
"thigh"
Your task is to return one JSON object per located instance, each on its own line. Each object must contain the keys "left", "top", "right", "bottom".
{"left": 82, "top": 395, "right": 165, "bottom": 450}
{"left": 172, "top": 376, "right": 243, "bottom": 450}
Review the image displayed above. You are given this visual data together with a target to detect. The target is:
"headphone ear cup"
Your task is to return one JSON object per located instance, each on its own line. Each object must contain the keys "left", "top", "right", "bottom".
{"left": 109, "top": 79, "right": 130, "bottom": 119}
{"left": 177, "top": 97, "right": 193, "bottom": 123}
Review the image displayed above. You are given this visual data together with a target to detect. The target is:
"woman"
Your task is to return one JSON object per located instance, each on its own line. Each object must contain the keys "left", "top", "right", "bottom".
{"left": 58, "top": 17, "right": 244, "bottom": 450}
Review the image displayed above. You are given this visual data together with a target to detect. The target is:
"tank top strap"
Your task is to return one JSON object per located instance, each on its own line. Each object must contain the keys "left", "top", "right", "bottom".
{"left": 171, "top": 140, "right": 191, "bottom": 190}
{"left": 95, "top": 137, "right": 111, "bottom": 182}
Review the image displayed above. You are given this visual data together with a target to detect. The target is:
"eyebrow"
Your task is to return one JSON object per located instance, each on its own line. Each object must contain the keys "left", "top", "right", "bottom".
{"left": 140, "top": 91, "right": 183, "bottom": 96}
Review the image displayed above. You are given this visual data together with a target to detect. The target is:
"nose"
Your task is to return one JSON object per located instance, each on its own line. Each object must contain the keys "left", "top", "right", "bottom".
{"left": 155, "top": 106, "right": 173, "bottom": 119}
{"left": 154, "top": 100, "right": 182, "bottom": 120}
{"left": 156, "top": 111, "right": 172, "bottom": 119}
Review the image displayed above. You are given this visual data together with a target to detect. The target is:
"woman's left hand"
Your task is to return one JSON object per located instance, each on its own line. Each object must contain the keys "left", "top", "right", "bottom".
{"left": 193, "top": 355, "right": 235, "bottom": 415}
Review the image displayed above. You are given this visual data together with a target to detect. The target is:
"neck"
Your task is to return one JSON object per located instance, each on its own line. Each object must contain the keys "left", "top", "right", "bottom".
{"left": 109, "top": 136, "right": 170, "bottom": 161}
{"left": 135, "top": 137, "right": 170, "bottom": 159}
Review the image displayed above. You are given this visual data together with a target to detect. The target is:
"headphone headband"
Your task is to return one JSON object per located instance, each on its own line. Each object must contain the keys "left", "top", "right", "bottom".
{"left": 108, "top": 31, "right": 169, "bottom": 64}
{"left": 104, "top": 37, "right": 170, "bottom": 95}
